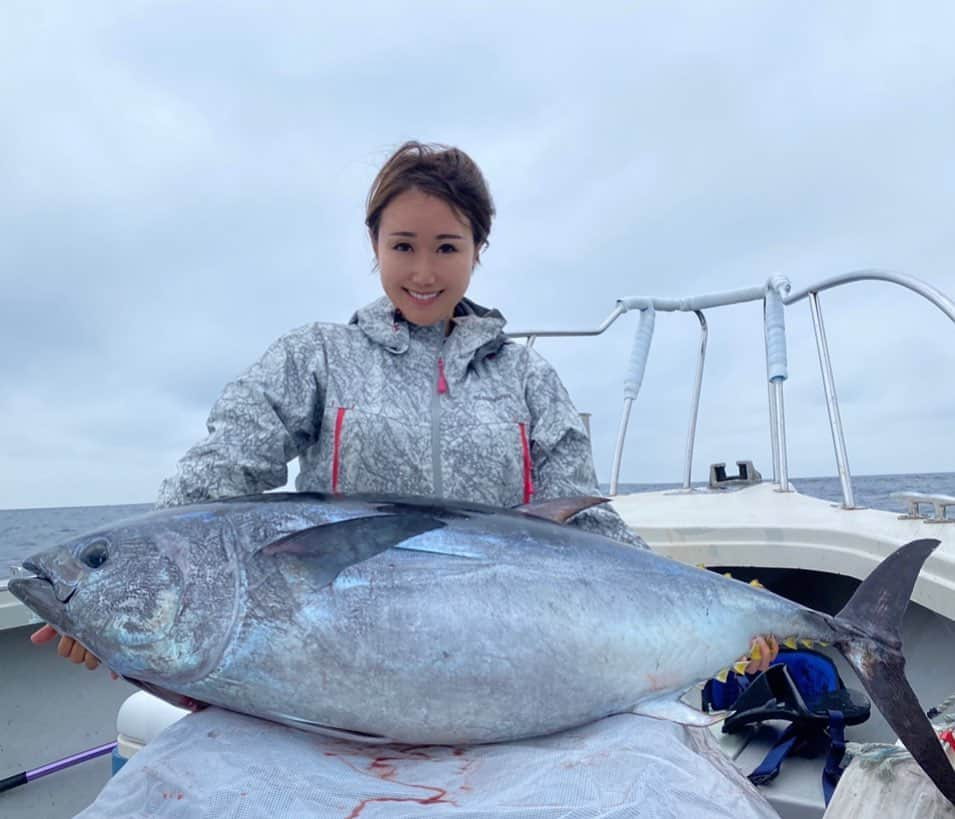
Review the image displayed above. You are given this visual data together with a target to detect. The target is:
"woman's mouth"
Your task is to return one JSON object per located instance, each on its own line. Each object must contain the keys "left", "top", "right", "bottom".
{"left": 405, "top": 289, "right": 442, "bottom": 304}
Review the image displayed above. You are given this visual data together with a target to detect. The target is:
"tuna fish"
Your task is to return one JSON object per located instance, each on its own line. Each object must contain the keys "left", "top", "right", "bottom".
{"left": 9, "top": 493, "right": 955, "bottom": 804}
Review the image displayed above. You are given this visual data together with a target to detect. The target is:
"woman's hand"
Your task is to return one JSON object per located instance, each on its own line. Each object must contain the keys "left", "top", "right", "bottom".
{"left": 744, "top": 634, "right": 779, "bottom": 675}
{"left": 31, "top": 624, "right": 116, "bottom": 677}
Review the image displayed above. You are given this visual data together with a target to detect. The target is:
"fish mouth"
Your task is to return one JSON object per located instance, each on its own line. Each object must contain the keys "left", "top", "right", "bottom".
{"left": 21, "top": 560, "right": 48, "bottom": 581}
{"left": 8, "top": 560, "right": 72, "bottom": 612}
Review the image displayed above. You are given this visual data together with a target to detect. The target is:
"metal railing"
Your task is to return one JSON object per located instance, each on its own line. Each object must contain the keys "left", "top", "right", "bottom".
{"left": 508, "top": 270, "right": 955, "bottom": 506}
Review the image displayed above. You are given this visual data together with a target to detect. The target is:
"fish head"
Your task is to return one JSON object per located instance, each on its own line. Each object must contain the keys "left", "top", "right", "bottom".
{"left": 10, "top": 509, "right": 239, "bottom": 683}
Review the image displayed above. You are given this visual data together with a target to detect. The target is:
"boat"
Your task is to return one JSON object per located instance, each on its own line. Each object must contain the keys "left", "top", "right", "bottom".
{"left": 511, "top": 268, "right": 955, "bottom": 817}
{"left": 1, "top": 269, "right": 953, "bottom": 818}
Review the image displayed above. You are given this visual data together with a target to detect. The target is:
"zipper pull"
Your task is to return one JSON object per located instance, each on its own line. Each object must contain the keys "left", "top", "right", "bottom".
{"left": 437, "top": 357, "right": 448, "bottom": 394}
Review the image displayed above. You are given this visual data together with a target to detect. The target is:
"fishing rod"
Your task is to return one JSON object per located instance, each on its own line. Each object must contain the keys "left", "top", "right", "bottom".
{"left": 0, "top": 741, "right": 117, "bottom": 794}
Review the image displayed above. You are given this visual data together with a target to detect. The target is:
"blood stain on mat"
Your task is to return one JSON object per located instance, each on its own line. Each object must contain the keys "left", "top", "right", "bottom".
{"left": 345, "top": 787, "right": 453, "bottom": 819}
{"left": 369, "top": 757, "right": 398, "bottom": 779}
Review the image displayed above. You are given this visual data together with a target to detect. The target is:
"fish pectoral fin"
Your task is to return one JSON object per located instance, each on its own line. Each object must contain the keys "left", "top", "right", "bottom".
{"left": 630, "top": 691, "right": 728, "bottom": 727}
{"left": 391, "top": 541, "right": 484, "bottom": 560}
{"left": 267, "top": 713, "right": 395, "bottom": 744}
{"left": 257, "top": 513, "right": 447, "bottom": 582}
{"left": 516, "top": 496, "right": 609, "bottom": 524}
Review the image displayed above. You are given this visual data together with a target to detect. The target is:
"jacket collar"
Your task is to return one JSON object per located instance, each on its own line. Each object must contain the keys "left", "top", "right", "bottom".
{"left": 350, "top": 296, "right": 508, "bottom": 366}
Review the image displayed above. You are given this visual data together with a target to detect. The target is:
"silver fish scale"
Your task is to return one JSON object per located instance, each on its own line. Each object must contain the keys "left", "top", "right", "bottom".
{"left": 12, "top": 495, "right": 833, "bottom": 744}
{"left": 169, "top": 499, "right": 832, "bottom": 743}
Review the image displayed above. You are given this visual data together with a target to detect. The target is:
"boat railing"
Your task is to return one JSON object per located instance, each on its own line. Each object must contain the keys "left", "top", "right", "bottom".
{"left": 507, "top": 270, "right": 955, "bottom": 507}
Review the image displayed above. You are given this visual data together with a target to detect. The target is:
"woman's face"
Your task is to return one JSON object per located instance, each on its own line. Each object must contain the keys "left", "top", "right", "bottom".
{"left": 374, "top": 188, "right": 478, "bottom": 327}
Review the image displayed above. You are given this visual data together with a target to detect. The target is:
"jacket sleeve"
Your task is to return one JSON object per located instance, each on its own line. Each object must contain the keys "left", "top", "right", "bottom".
{"left": 523, "top": 348, "right": 649, "bottom": 548}
{"left": 156, "top": 325, "right": 326, "bottom": 509}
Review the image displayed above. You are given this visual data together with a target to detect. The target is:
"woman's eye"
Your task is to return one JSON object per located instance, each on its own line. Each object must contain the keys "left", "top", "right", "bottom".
{"left": 80, "top": 540, "right": 110, "bottom": 569}
{"left": 437, "top": 243, "right": 458, "bottom": 254}
{"left": 392, "top": 242, "right": 412, "bottom": 252}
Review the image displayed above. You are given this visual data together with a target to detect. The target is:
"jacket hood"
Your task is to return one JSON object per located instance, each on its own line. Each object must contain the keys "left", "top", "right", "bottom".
{"left": 350, "top": 296, "right": 509, "bottom": 366}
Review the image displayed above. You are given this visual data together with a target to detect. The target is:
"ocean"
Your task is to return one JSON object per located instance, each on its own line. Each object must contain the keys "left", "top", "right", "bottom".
{"left": 2, "top": 472, "right": 953, "bottom": 578}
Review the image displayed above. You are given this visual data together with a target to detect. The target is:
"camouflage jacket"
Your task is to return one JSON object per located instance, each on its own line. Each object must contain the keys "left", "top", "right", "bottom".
{"left": 157, "top": 296, "right": 644, "bottom": 546}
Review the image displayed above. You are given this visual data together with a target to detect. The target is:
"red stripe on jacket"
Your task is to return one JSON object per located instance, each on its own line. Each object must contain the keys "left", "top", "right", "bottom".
{"left": 332, "top": 407, "right": 346, "bottom": 494}
{"left": 518, "top": 422, "right": 534, "bottom": 504}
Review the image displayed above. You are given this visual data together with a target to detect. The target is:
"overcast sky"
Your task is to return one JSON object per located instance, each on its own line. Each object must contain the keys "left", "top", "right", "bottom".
{"left": 2, "top": 1, "right": 953, "bottom": 509}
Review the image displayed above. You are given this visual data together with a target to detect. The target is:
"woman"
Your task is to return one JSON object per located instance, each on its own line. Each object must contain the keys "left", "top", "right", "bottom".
{"left": 35, "top": 140, "right": 776, "bottom": 672}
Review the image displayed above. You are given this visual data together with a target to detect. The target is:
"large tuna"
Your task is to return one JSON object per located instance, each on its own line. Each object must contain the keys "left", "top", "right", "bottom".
{"left": 9, "top": 493, "right": 955, "bottom": 805}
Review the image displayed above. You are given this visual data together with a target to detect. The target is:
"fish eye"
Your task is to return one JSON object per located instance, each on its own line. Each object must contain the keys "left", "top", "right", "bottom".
{"left": 79, "top": 540, "right": 110, "bottom": 569}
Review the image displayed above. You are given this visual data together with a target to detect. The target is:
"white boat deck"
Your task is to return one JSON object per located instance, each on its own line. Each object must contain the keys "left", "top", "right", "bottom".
{"left": 612, "top": 482, "right": 955, "bottom": 620}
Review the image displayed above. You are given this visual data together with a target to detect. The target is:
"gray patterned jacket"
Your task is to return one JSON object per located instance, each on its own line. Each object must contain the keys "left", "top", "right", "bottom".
{"left": 157, "top": 296, "right": 644, "bottom": 546}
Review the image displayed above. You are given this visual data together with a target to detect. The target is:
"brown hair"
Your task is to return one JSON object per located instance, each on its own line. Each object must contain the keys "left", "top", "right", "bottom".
{"left": 366, "top": 141, "right": 495, "bottom": 259}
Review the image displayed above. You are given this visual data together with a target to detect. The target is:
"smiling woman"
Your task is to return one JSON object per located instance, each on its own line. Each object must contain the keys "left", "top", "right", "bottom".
{"left": 153, "top": 141, "right": 643, "bottom": 537}
{"left": 33, "top": 140, "right": 646, "bottom": 672}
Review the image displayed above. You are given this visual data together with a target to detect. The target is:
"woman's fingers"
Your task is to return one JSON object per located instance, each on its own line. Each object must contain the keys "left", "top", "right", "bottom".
{"left": 34, "top": 627, "right": 103, "bottom": 671}
{"left": 767, "top": 634, "right": 780, "bottom": 662}
{"left": 745, "top": 635, "right": 773, "bottom": 674}
{"left": 30, "top": 624, "right": 58, "bottom": 644}
{"left": 68, "top": 639, "right": 88, "bottom": 664}
{"left": 58, "top": 635, "right": 76, "bottom": 657}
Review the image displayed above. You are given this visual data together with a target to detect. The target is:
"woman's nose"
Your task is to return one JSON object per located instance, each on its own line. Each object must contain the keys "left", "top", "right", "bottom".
{"left": 409, "top": 265, "right": 437, "bottom": 286}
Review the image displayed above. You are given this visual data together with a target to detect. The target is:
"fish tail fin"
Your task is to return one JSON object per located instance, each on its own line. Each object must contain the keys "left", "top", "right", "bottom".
{"left": 832, "top": 537, "right": 955, "bottom": 805}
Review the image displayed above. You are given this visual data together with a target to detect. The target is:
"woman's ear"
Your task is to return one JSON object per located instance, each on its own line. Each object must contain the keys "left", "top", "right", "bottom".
{"left": 370, "top": 231, "right": 381, "bottom": 271}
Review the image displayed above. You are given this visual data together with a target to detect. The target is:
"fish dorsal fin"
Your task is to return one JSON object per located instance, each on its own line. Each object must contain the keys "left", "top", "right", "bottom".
{"left": 516, "top": 496, "right": 608, "bottom": 524}
{"left": 258, "top": 513, "right": 446, "bottom": 585}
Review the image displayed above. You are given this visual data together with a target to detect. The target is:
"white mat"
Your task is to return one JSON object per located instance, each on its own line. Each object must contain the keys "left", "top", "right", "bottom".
{"left": 76, "top": 707, "right": 778, "bottom": 818}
